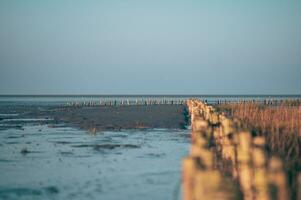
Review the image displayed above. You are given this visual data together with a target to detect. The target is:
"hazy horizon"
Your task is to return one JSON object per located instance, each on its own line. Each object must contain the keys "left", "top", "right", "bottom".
{"left": 1, "top": 1, "right": 301, "bottom": 95}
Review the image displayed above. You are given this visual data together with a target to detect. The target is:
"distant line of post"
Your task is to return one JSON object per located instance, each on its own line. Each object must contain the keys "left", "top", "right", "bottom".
{"left": 65, "top": 99, "right": 187, "bottom": 107}
{"left": 65, "top": 98, "right": 301, "bottom": 107}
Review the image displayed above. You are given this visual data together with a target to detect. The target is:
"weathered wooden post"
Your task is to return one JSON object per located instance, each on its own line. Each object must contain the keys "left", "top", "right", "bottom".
{"left": 252, "top": 136, "right": 270, "bottom": 200}
{"left": 182, "top": 157, "right": 197, "bottom": 200}
{"left": 237, "top": 131, "right": 254, "bottom": 200}
{"left": 268, "top": 157, "right": 289, "bottom": 200}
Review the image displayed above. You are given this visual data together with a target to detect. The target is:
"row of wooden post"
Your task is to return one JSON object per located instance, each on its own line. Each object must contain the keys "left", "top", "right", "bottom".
{"left": 66, "top": 99, "right": 186, "bottom": 107}
{"left": 183, "top": 99, "right": 290, "bottom": 200}
{"left": 65, "top": 98, "right": 301, "bottom": 107}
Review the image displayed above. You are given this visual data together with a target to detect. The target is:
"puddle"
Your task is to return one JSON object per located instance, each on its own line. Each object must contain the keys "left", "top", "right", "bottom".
{"left": 0, "top": 114, "right": 20, "bottom": 117}
{"left": 0, "top": 186, "right": 59, "bottom": 199}
{"left": 71, "top": 144, "right": 140, "bottom": 150}
{"left": 1, "top": 118, "right": 53, "bottom": 122}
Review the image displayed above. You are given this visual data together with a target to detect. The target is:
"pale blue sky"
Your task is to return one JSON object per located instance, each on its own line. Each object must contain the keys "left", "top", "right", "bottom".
{"left": 0, "top": 0, "right": 300, "bottom": 94}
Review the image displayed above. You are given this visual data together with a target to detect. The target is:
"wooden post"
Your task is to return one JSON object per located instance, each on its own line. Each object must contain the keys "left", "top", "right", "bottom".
{"left": 182, "top": 157, "right": 196, "bottom": 200}
{"left": 252, "top": 136, "right": 270, "bottom": 200}
{"left": 237, "top": 132, "right": 253, "bottom": 200}
{"left": 268, "top": 157, "right": 289, "bottom": 200}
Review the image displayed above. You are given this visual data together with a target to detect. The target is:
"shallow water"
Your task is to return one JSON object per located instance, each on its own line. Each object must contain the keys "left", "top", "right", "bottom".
{"left": 0, "top": 119, "right": 189, "bottom": 200}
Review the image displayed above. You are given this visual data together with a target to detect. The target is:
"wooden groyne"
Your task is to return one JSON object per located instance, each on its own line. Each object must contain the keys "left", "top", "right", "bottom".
{"left": 183, "top": 99, "right": 289, "bottom": 200}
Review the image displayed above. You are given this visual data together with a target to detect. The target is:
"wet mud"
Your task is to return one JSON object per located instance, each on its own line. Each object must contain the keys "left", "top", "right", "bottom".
{"left": 0, "top": 101, "right": 189, "bottom": 200}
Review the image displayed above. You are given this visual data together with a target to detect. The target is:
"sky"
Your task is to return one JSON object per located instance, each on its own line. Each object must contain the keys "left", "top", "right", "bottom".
{"left": 0, "top": 0, "right": 300, "bottom": 95}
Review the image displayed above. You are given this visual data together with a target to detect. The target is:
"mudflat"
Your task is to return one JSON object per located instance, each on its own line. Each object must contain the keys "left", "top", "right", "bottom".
{"left": 46, "top": 105, "right": 188, "bottom": 131}
{"left": 0, "top": 101, "right": 190, "bottom": 200}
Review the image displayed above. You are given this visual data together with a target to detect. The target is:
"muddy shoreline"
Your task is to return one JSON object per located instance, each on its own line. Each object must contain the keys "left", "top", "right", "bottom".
{"left": 48, "top": 105, "right": 188, "bottom": 131}
{"left": 1, "top": 104, "right": 188, "bottom": 131}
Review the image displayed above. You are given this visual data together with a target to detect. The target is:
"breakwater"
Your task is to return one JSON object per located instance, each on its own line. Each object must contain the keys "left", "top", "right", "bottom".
{"left": 183, "top": 99, "right": 290, "bottom": 200}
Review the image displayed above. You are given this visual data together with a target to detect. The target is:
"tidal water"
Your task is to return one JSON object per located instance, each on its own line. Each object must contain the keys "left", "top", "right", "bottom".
{"left": 0, "top": 97, "right": 190, "bottom": 200}
{"left": 0, "top": 125, "right": 189, "bottom": 200}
